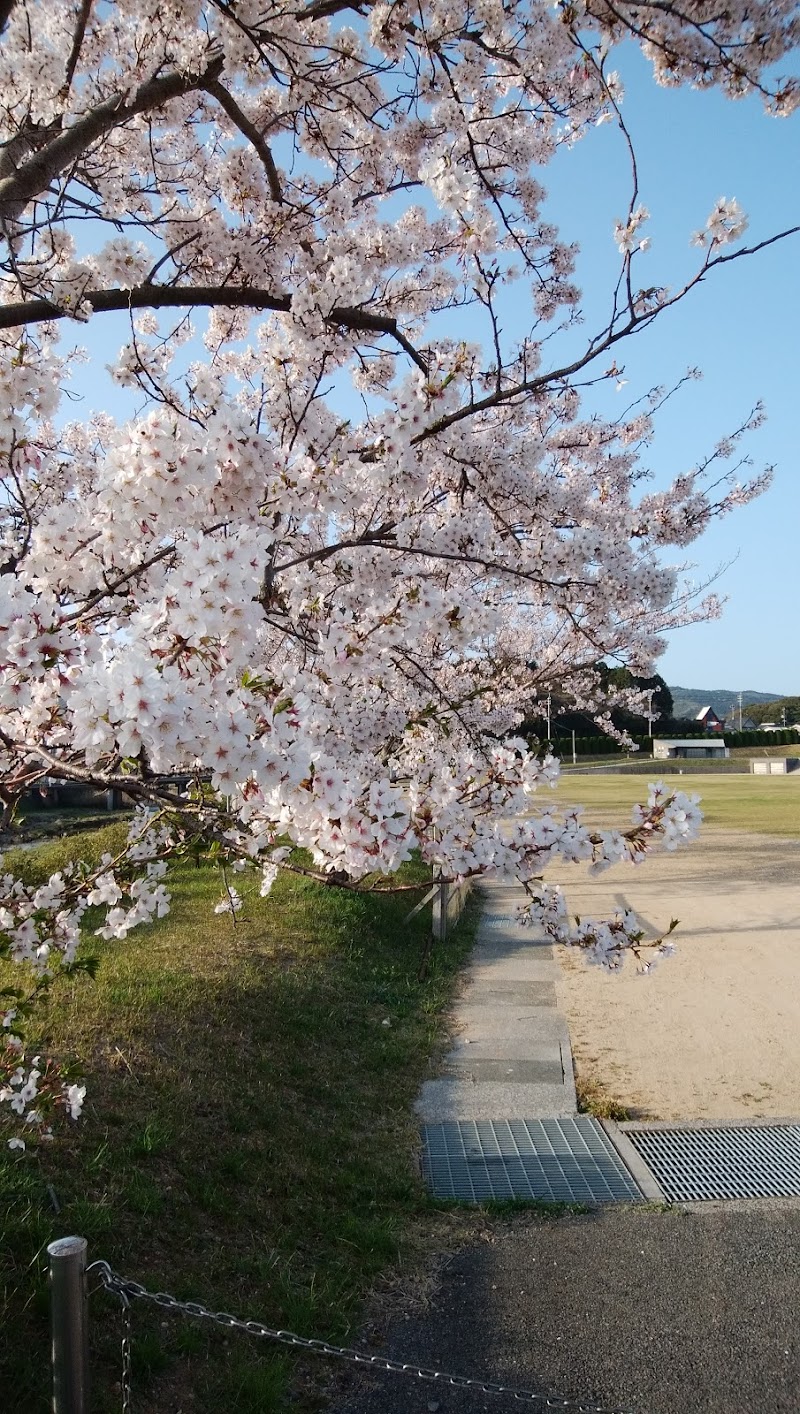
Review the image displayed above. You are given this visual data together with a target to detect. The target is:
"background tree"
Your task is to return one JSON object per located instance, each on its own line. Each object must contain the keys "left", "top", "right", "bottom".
{"left": 598, "top": 667, "right": 674, "bottom": 733}
{"left": 1, "top": 0, "right": 798, "bottom": 1139}
{"left": 522, "top": 669, "right": 674, "bottom": 742}
{"left": 747, "top": 698, "right": 800, "bottom": 726}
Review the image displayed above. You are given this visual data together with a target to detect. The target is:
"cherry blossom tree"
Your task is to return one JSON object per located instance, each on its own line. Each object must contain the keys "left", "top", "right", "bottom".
{"left": 1, "top": 0, "right": 798, "bottom": 1143}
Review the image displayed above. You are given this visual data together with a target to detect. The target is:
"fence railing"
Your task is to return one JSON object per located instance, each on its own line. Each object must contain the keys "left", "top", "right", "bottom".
{"left": 47, "top": 1237, "right": 631, "bottom": 1414}
{"left": 432, "top": 875, "right": 471, "bottom": 940}
{"left": 404, "top": 874, "right": 472, "bottom": 942}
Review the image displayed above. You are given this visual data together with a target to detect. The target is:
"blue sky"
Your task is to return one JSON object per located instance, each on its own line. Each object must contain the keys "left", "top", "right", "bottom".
{"left": 535, "top": 45, "right": 800, "bottom": 695}
{"left": 64, "top": 40, "right": 799, "bottom": 696}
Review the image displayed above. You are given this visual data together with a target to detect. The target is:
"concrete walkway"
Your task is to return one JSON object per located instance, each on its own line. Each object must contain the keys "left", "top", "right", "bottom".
{"left": 338, "top": 1199, "right": 800, "bottom": 1414}
{"left": 415, "top": 881, "right": 577, "bottom": 1123}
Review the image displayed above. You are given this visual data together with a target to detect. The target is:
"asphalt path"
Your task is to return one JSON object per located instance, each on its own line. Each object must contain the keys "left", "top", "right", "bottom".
{"left": 337, "top": 1200, "right": 800, "bottom": 1414}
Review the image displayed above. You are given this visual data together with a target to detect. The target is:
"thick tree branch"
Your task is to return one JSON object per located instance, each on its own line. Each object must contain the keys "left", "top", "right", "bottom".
{"left": 204, "top": 78, "right": 283, "bottom": 205}
{"left": 62, "top": 0, "right": 94, "bottom": 98}
{"left": 0, "top": 283, "right": 430, "bottom": 371}
{"left": 301, "top": 0, "right": 369, "bottom": 19}
{"left": 0, "top": 55, "right": 224, "bottom": 226}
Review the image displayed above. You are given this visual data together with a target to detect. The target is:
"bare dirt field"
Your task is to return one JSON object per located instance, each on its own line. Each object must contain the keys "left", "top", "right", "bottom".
{"left": 550, "top": 816, "right": 800, "bottom": 1122}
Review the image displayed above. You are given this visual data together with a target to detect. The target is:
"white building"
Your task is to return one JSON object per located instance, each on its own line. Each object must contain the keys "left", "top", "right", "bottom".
{"left": 751, "top": 758, "right": 799, "bottom": 774}
{"left": 653, "top": 739, "right": 729, "bottom": 760}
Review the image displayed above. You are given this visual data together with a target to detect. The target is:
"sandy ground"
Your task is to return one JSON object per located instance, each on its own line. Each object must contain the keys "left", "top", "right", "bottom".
{"left": 550, "top": 829, "right": 800, "bottom": 1121}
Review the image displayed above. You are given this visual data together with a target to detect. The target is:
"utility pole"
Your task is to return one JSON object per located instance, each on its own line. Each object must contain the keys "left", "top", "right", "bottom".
{"left": 546, "top": 692, "right": 551, "bottom": 743}
{"left": 739, "top": 691, "right": 743, "bottom": 733}
{"left": 646, "top": 688, "right": 655, "bottom": 737}
{"left": 572, "top": 728, "right": 576, "bottom": 765}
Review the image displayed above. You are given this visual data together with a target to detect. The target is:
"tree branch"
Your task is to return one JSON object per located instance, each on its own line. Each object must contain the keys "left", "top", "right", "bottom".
{"left": 62, "top": 0, "right": 93, "bottom": 98}
{"left": 204, "top": 77, "right": 283, "bottom": 205}
{"left": 301, "top": 0, "right": 369, "bottom": 20}
{"left": 412, "top": 224, "right": 800, "bottom": 445}
{"left": 0, "top": 55, "right": 224, "bottom": 227}
{"left": 0, "top": 283, "right": 430, "bottom": 371}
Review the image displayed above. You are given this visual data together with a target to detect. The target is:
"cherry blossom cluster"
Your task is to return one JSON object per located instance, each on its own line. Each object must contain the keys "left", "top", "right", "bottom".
{"left": 516, "top": 783, "right": 702, "bottom": 967}
{"left": 0, "top": 0, "right": 797, "bottom": 1144}
{"left": 1, "top": 1044, "right": 86, "bottom": 1152}
{"left": 521, "top": 882, "right": 681, "bottom": 971}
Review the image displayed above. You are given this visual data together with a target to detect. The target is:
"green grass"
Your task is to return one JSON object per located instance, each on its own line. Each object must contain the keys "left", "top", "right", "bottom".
{"left": 3, "top": 821, "right": 131, "bottom": 884}
{"left": 1, "top": 830, "right": 479, "bottom": 1413}
{"left": 549, "top": 772, "right": 800, "bottom": 837}
{"left": 574, "top": 1075, "right": 630, "bottom": 1123}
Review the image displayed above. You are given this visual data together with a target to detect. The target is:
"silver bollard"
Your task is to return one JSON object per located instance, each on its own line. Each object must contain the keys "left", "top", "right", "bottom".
{"left": 48, "top": 1236, "right": 89, "bottom": 1414}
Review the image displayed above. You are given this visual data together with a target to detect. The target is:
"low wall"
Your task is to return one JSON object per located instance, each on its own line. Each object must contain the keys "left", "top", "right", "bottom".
{"left": 563, "top": 759, "right": 750, "bottom": 776}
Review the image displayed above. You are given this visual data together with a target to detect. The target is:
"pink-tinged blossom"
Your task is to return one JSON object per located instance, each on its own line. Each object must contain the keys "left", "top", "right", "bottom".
{"left": 692, "top": 198, "right": 750, "bottom": 248}
{"left": 614, "top": 205, "right": 651, "bottom": 255}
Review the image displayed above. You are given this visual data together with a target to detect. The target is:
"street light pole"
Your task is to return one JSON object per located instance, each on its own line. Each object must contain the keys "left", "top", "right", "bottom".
{"left": 646, "top": 688, "right": 655, "bottom": 738}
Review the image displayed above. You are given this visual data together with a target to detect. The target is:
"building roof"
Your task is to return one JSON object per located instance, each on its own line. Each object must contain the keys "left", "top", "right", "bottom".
{"left": 655, "top": 738, "right": 727, "bottom": 747}
{"left": 695, "top": 705, "right": 722, "bottom": 720}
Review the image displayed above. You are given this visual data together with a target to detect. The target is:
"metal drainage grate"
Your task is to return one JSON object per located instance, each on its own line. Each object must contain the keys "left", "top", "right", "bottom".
{"left": 624, "top": 1123, "right": 800, "bottom": 1202}
{"left": 421, "top": 1117, "right": 644, "bottom": 1204}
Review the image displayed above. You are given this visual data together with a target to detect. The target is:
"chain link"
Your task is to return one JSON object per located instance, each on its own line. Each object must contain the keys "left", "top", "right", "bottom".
{"left": 120, "top": 1288, "right": 132, "bottom": 1414}
{"left": 87, "top": 1260, "right": 633, "bottom": 1414}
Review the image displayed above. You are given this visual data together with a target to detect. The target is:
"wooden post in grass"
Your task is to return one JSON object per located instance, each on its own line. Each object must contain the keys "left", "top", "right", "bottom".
{"left": 432, "top": 874, "right": 447, "bottom": 943}
{"left": 48, "top": 1236, "right": 89, "bottom": 1414}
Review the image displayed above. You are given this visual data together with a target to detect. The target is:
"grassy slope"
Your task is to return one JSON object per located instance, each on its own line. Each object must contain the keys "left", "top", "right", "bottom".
{"left": 550, "top": 772, "right": 800, "bottom": 836}
{"left": 1, "top": 832, "right": 477, "bottom": 1413}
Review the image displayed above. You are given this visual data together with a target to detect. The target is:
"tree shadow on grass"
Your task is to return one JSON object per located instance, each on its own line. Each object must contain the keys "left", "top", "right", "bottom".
{"left": 2, "top": 867, "right": 477, "bottom": 1413}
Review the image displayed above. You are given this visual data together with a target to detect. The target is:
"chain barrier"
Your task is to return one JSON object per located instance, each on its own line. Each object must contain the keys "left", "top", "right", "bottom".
{"left": 87, "top": 1259, "right": 633, "bottom": 1414}
{"left": 119, "top": 1285, "right": 132, "bottom": 1414}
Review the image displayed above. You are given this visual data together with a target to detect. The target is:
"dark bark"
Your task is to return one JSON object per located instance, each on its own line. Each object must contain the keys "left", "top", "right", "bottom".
{"left": 0, "top": 56, "right": 224, "bottom": 226}
{"left": 0, "top": 283, "right": 429, "bottom": 371}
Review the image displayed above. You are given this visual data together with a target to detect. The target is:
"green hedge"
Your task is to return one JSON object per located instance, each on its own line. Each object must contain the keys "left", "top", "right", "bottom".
{"left": 537, "top": 727, "right": 800, "bottom": 757}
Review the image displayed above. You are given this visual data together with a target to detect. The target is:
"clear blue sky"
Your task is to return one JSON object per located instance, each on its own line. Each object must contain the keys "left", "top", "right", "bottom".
{"left": 65, "top": 41, "right": 799, "bottom": 697}
{"left": 536, "top": 45, "right": 800, "bottom": 696}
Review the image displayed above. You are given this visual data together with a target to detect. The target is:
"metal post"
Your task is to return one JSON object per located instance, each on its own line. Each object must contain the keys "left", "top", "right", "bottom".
{"left": 432, "top": 876, "right": 447, "bottom": 942}
{"left": 48, "top": 1236, "right": 89, "bottom": 1414}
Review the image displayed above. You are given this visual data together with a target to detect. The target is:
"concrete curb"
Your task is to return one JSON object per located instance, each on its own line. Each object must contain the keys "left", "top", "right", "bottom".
{"left": 601, "top": 1119, "right": 668, "bottom": 1203}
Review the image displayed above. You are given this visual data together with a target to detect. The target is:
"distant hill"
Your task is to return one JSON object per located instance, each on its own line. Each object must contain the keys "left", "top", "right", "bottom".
{"left": 669, "top": 687, "right": 781, "bottom": 721}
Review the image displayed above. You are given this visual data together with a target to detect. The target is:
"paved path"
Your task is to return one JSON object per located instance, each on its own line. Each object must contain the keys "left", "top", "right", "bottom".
{"left": 337, "top": 1200, "right": 800, "bottom": 1414}
{"left": 415, "top": 881, "right": 576, "bottom": 1123}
